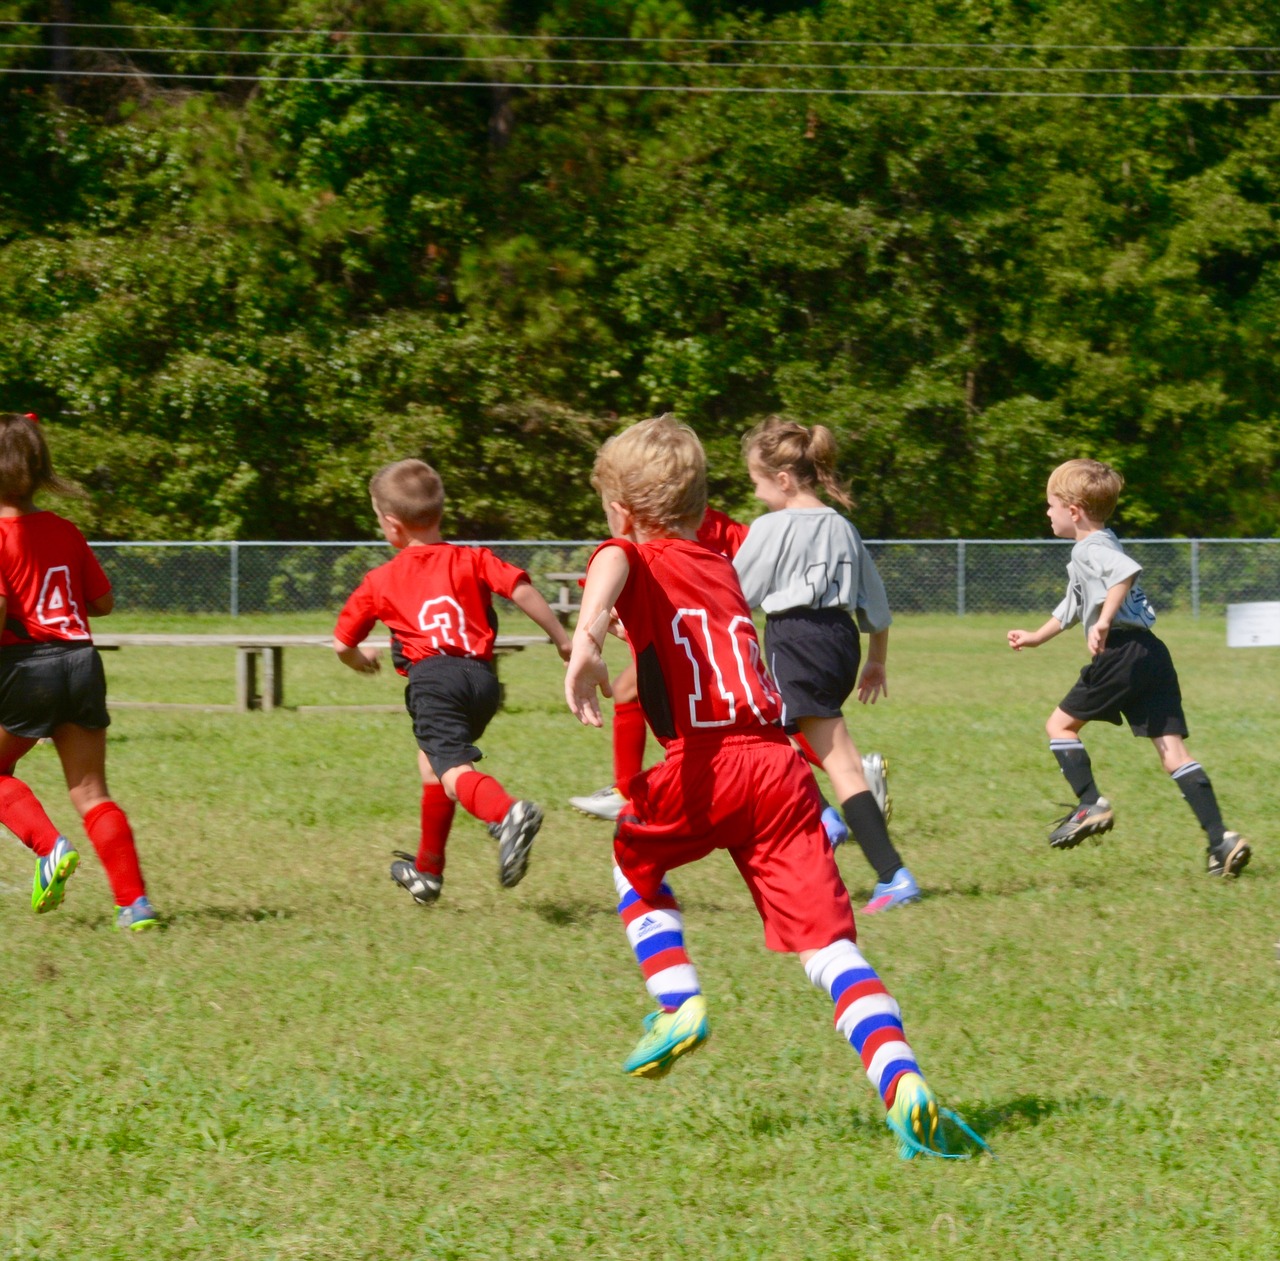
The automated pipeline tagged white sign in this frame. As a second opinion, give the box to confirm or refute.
[1227,602,1280,648]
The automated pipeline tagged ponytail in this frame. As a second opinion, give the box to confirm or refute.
[742,415,852,509]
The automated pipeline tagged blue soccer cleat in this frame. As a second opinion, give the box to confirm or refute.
[862,866,921,914]
[31,836,79,914]
[623,994,709,1079]
[115,895,159,932]
[886,1071,991,1161]
[821,805,849,847]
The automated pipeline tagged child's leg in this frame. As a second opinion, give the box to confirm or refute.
[53,723,147,908]
[798,716,905,886]
[611,662,646,792]
[1047,709,1101,803]
[0,729,61,856]
[442,761,541,890]
[1151,736,1247,874]
[415,751,456,878]
[801,939,921,1109]
[612,862,707,1078]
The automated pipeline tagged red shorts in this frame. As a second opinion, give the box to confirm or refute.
[613,729,857,954]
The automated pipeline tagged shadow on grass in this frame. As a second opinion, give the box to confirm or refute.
[951,1091,1107,1140]
[165,905,296,926]
[531,897,744,927]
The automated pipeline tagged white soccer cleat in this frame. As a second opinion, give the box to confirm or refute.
[862,752,891,820]
[568,785,627,822]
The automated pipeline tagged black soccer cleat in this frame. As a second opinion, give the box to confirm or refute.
[390,852,443,905]
[1048,797,1114,849]
[488,800,543,889]
[1207,832,1251,878]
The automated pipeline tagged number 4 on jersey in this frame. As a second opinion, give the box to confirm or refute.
[36,565,89,638]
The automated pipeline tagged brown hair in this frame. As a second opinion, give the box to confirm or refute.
[1047,459,1123,524]
[591,414,707,533]
[741,415,852,509]
[0,413,81,502]
[369,459,445,528]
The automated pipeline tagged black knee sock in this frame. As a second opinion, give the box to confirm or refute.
[1171,762,1226,846]
[841,791,902,885]
[1049,739,1100,804]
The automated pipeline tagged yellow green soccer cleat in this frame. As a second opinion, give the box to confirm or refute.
[623,994,709,1079]
[885,1071,991,1160]
[31,837,79,914]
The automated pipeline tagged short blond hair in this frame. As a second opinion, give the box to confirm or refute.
[369,459,445,528]
[1047,459,1123,523]
[592,415,707,533]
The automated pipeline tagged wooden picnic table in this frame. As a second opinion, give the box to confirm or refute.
[545,572,586,626]
[93,634,548,713]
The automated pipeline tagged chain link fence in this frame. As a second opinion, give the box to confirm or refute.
[91,539,1280,618]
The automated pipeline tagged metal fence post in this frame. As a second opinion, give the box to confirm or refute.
[230,541,239,617]
[1190,539,1199,619]
[957,540,966,616]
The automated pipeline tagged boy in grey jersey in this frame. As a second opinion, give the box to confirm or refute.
[1007,459,1251,876]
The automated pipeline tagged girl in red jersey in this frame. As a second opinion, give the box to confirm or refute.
[0,414,155,929]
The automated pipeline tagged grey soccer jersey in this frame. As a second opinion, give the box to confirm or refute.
[732,506,892,633]
[1052,529,1156,639]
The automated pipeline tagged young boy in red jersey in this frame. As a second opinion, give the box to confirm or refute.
[565,416,978,1160]
[0,413,156,929]
[334,459,572,905]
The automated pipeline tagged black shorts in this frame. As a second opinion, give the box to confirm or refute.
[1059,627,1188,738]
[764,608,860,733]
[0,642,111,739]
[405,654,502,779]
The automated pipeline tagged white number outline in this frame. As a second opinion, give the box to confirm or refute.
[672,608,773,728]
[418,596,473,655]
[35,566,89,639]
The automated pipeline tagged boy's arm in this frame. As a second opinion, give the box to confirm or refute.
[1007,617,1064,651]
[87,592,114,617]
[333,637,381,674]
[857,628,889,703]
[566,547,630,726]
[509,579,572,661]
[1088,575,1135,656]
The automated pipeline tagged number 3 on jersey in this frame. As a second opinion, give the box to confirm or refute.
[672,609,776,727]
[417,596,473,654]
[36,566,89,638]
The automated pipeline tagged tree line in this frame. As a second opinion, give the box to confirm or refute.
[2,0,1279,540]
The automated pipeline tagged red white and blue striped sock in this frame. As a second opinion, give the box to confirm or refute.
[804,939,919,1109]
[613,864,700,1011]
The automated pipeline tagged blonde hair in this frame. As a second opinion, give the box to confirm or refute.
[742,415,852,510]
[1047,459,1123,524]
[0,413,81,502]
[369,459,445,528]
[592,415,707,533]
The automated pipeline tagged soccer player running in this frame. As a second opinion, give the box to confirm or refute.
[0,413,156,929]
[565,415,982,1159]
[334,459,572,905]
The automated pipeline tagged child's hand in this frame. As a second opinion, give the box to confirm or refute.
[356,646,381,674]
[1087,621,1110,656]
[857,661,887,704]
[555,638,573,664]
[565,651,613,726]
[1007,629,1035,651]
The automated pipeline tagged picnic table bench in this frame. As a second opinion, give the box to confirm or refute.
[93,634,548,713]
[545,572,586,626]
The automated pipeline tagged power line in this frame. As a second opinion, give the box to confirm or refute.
[4,66,1279,99]
[6,19,1280,54]
[6,41,1280,76]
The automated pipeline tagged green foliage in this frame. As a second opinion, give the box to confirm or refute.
[2,1,1280,537]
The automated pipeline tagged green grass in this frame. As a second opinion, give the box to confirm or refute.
[2,615,1277,1259]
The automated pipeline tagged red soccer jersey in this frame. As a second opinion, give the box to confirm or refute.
[696,507,749,560]
[591,536,781,742]
[334,543,528,672]
[0,511,111,648]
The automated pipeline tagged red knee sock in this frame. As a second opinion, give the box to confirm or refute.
[453,771,515,825]
[794,732,823,769]
[613,701,648,791]
[417,783,456,877]
[83,801,146,906]
[0,775,61,856]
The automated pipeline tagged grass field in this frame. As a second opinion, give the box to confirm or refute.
[1,614,1276,1260]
